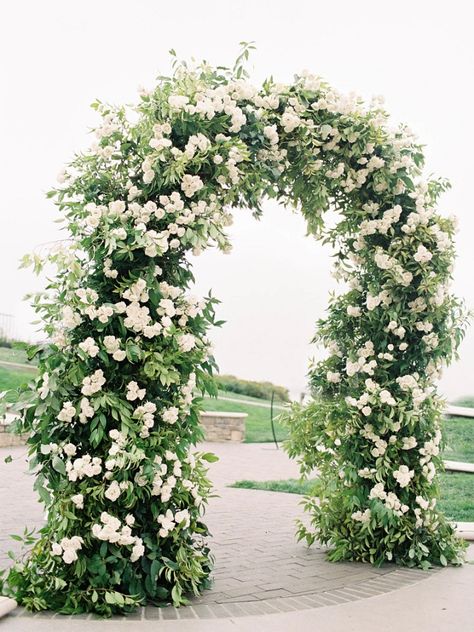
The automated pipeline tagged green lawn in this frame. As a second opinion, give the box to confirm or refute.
[454,396,474,408]
[0,367,36,402]
[442,416,474,463]
[209,389,287,406]
[230,472,474,521]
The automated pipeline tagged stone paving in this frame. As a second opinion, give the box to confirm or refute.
[1,442,439,622]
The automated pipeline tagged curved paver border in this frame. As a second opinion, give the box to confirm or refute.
[8,567,440,621]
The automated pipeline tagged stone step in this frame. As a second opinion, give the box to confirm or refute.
[445,405,474,418]
[444,460,474,474]
[0,597,17,618]
[456,522,474,541]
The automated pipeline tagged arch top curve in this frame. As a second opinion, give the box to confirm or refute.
[4,50,467,615]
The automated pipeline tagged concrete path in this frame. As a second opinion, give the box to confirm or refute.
[1,443,473,631]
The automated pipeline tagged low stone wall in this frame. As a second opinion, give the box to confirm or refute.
[0,411,247,445]
[199,411,247,442]
[0,424,28,448]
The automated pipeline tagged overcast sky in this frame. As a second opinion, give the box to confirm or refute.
[1,0,473,400]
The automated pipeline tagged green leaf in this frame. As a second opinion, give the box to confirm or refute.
[201,452,219,463]
[51,456,66,475]
[9,534,23,541]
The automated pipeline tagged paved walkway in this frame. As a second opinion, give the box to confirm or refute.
[1,443,473,631]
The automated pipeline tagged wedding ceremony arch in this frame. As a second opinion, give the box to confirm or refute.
[1,47,468,616]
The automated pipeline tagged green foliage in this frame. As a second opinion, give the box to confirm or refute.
[215,374,290,402]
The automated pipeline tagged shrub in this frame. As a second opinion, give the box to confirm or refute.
[216,374,289,402]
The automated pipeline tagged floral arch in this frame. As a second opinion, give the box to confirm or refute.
[1,48,468,616]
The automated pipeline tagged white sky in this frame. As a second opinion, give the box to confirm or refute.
[1,0,473,400]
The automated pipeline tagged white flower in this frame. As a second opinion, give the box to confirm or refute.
[396,374,418,391]
[130,538,145,562]
[62,549,78,564]
[111,227,127,240]
[379,390,396,406]
[162,407,179,424]
[401,437,417,450]
[347,305,361,317]
[175,509,190,526]
[67,454,102,481]
[374,251,393,270]
[79,397,95,423]
[81,369,106,396]
[369,482,387,500]
[366,294,381,311]
[63,443,77,457]
[177,333,196,352]
[367,156,384,171]
[38,373,50,399]
[326,371,341,383]
[103,335,127,361]
[168,95,189,110]
[159,298,176,317]
[263,124,279,145]
[126,381,146,401]
[105,480,121,502]
[51,543,62,556]
[416,495,430,510]
[79,337,99,358]
[414,244,433,264]
[71,494,84,509]
[281,109,301,133]
[181,174,204,198]
[393,465,414,488]
[62,306,82,329]
[351,509,371,523]
[58,401,75,423]
[157,509,175,536]
[96,305,114,324]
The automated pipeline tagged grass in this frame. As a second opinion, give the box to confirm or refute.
[0,367,36,402]
[210,389,287,406]
[230,472,474,521]
[443,417,474,463]
[438,472,474,521]
[454,396,474,408]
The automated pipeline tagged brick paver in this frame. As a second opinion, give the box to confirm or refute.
[0,442,437,620]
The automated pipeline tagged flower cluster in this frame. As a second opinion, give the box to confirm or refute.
[51,536,84,564]
[91,512,144,562]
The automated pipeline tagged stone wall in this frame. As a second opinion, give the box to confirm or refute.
[0,411,247,445]
[0,423,28,448]
[199,411,247,442]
